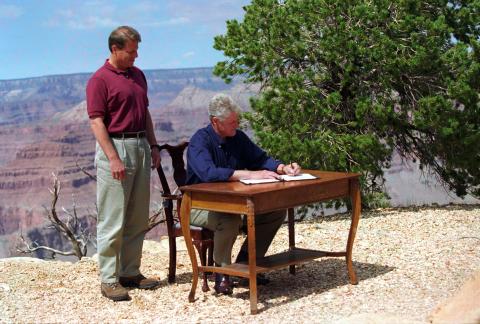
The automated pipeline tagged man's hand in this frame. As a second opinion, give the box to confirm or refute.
[90,117,126,181]
[110,157,126,180]
[151,147,162,169]
[145,110,161,170]
[283,162,301,176]
[249,170,281,179]
[230,169,281,181]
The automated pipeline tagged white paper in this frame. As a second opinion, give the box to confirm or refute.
[240,173,317,185]
[239,178,281,185]
[280,173,317,181]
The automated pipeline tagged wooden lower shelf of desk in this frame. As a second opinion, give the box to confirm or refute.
[199,248,346,277]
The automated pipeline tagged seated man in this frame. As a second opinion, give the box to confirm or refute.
[186,93,301,295]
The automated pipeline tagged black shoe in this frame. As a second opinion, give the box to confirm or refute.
[214,273,234,295]
[234,273,270,287]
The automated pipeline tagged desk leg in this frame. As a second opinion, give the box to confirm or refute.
[346,178,361,285]
[246,199,258,315]
[180,192,199,302]
[288,208,295,275]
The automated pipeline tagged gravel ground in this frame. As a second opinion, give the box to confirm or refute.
[0,205,479,323]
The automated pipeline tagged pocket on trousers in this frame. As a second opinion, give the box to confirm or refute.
[96,159,125,188]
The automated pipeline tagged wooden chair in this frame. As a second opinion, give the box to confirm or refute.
[156,142,214,292]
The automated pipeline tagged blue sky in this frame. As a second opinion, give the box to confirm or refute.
[0,0,250,80]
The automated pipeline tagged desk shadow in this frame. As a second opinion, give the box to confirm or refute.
[231,258,394,313]
[164,259,394,314]
[166,271,211,286]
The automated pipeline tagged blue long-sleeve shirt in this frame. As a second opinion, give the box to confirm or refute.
[186,124,282,185]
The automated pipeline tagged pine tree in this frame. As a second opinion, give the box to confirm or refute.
[213,0,480,206]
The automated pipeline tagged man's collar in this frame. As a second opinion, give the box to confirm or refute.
[103,59,130,75]
[207,124,226,144]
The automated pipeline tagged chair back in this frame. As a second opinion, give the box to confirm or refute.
[156,142,189,234]
[157,142,188,195]
[156,141,213,288]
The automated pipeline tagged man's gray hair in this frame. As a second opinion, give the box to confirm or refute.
[108,26,141,52]
[208,94,242,121]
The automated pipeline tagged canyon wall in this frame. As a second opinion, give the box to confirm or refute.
[0,68,477,258]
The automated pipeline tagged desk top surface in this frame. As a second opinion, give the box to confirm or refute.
[180,170,360,197]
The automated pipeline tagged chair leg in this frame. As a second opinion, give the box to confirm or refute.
[168,236,177,283]
[207,241,214,267]
[193,240,210,292]
[206,241,214,281]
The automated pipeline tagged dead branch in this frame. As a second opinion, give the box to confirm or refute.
[18,162,168,260]
[146,202,166,233]
[76,160,164,231]
[17,173,91,260]
[76,160,97,182]
[17,232,77,259]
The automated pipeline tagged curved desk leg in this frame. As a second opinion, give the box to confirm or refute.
[246,199,258,315]
[346,178,361,284]
[180,192,199,302]
[288,208,296,275]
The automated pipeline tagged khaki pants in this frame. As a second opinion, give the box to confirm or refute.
[190,209,285,266]
[95,137,151,283]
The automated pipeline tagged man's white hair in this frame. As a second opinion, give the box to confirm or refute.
[208,93,242,121]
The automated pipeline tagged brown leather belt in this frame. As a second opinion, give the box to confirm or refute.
[109,131,146,139]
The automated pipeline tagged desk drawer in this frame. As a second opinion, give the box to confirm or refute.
[254,179,350,213]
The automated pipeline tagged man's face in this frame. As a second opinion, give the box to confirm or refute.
[112,40,138,70]
[213,111,239,138]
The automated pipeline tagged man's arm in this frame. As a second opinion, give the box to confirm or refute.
[187,128,301,183]
[229,163,301,180]
[229,169,280,181]
[145,109,161,169]
[187,131,235,183]
[90,117,125,180]
[236,131,301,177]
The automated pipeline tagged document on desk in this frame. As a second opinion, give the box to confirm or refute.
[240,173,317,185]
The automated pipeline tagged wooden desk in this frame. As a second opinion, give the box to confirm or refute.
[179,170,361,314]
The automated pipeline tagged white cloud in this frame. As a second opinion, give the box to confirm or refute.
[46,2,151,29]
[146,16,190,27]
[43,0,247,32]
[162,17,190,26]
[45,4,118,29]
[182,51,195,58]
[68,16,119,30]
[0,4,23,19]
[165,0,248,33]
[44,1,193,30]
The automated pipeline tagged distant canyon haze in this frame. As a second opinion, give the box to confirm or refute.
[0,68,477,258]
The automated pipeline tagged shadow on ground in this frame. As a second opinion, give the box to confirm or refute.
[165,258,394,313]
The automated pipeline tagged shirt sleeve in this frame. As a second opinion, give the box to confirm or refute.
[187,131,235,182]
[139,69,149,108]
[237,131,282,172]
[86,77,107,119]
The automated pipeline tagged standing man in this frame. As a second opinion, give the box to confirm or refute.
[187,93,301,295]
[86,26,161,301]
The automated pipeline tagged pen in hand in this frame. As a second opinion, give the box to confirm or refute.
[285,161,301,176]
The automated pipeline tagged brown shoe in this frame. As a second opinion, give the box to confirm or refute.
[119,274,159,289]
[101,282,129,301]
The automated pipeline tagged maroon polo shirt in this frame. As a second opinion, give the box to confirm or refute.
[86,60,149,133]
